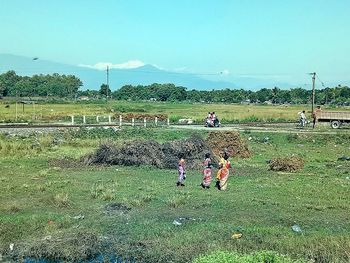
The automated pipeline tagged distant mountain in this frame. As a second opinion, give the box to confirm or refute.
[0,54,238,90]
[3,54,321,90]
[228,77,296,90]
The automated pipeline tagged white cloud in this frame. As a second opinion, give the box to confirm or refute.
[78,60,145,70]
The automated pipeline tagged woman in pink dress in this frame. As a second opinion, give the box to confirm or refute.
[201,153,212,189]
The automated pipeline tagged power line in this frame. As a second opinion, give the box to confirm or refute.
[316,74,326,88]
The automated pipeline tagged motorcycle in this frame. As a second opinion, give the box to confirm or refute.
[205,116,221,127]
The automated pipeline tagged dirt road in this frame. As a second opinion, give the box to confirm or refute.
[171,123,350,135]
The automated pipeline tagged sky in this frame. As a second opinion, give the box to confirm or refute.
[1,0,350,86]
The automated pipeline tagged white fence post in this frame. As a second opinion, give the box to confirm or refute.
[155,117,158,126]
[71,115,74,125]
[132,118,135,127]
[119,115,122,127]
[144,117,147,127]
[167,118,170,126]
[108,115,112,124]
[83,115,86,124]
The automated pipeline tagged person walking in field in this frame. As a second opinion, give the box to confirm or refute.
[215,151,231,191]
[201,153,212,189]
[176,154,186,187]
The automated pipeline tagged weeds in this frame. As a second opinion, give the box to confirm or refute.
[53,193,70,207]
[167,191,192,208]
[90,181,117,201]
[127,194,155,207]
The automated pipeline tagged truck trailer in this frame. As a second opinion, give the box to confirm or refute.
[316,111,350,128]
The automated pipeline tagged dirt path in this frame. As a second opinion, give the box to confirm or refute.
[171,124,350,135]
[0,123,348,136]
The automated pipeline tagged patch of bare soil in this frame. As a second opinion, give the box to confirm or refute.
[48,157,83,169]
[14,231,102,262]
[104,203,131,215]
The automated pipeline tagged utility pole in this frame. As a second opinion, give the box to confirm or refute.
[106,65,109,102]
[310,72,316,113]
[15,90,18,122]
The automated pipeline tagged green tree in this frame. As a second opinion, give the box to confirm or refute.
[99,84,111,97]
[0,70,21,96]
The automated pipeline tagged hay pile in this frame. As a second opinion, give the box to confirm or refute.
[206,131,251,158]
[162,134,216,169]
[85,140,165,168]
[117,113,168,121]
[269,156,304,172]
[85,132,250,169]
[85,134,216,169]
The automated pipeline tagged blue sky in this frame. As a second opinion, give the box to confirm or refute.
[1,0,349,86]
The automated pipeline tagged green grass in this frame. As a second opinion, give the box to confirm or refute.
[2,100,349,124]
[0,129,349,262]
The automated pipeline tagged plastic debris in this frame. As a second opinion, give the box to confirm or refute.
[338,156,350,161]
[72,214,85,220]
[231,233,243,239]
[292,224,302,233]
[172,220,182,226]
[173,217,200,226]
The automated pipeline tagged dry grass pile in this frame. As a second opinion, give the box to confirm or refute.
[206,131,251,158]
[85,140,165,168]
[269,156,304,172]
[118,113,168,121]
[86,134,216,169]
[162,134,216,169]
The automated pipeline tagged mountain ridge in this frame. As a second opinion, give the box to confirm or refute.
[0,54,240,90]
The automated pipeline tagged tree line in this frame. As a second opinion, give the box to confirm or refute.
[109,83,350,105]
[0,70,82,98]
[1,70,349,105]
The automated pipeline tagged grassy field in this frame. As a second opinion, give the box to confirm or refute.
[1,100,349,124]
[0,127,349,262]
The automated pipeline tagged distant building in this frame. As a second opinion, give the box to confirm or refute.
[263,100,273,105]
[79,96,90,101]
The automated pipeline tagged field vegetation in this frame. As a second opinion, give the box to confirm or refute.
[0,127,349,262]
[1,100,349,124]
